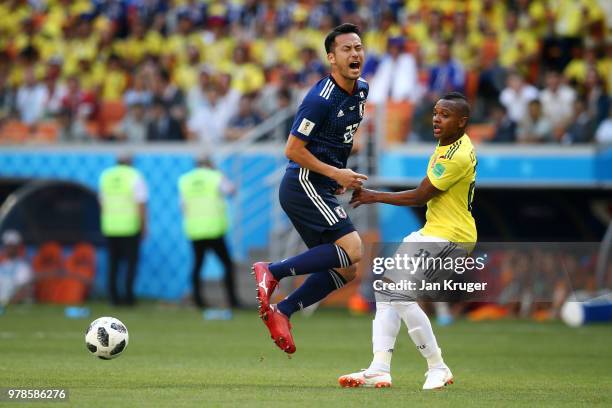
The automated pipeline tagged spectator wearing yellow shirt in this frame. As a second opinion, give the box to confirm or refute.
[114,19,154,66]
[93,24,117,65]
[8,17,37,59]
[8,46,45,88]
[66,16,99,67]
[550,0,604,39]
[515,0,548,37]
[363,11,402,58]
[497,11,538,71]
[564,47,607,87]
[201,20,235,72]
[0,1,32,39]
[602,43,612,92]
[251,24,298,70]
[165,13,204,63]
[450,11,483,70]
[73,57,104,94]
[174,45,202,92]
[468,0,506,35]
[415,10,448,67]
[227,44,265,95]
[286,11,323,61]
[101,55,128,102]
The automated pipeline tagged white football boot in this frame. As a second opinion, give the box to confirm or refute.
[338,369,392,388]
[422,366,454,390]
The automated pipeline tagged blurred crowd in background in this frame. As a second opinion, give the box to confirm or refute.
[0,0,611,144]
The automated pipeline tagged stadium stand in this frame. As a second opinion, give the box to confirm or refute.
[0,0,608,144]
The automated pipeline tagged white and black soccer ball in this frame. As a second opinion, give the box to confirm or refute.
[85,317,129,360]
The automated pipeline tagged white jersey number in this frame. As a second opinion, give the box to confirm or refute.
[343,123,359,144]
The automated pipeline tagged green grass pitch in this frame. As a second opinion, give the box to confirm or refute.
[1,303,611,407]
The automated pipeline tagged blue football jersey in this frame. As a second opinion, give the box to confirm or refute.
[288,75,369,185]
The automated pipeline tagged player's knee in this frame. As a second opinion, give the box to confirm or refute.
[338,245,362,265]
[335,232,363,265]
[344,247,362,265]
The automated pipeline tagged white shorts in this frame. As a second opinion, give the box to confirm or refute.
[402,231,449,244]
[374,231,468,302]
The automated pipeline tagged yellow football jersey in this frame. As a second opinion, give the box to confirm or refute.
[420,134,477,245]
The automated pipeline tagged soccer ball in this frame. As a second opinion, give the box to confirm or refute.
[85,317,129,360]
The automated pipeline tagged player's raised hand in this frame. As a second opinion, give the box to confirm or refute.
[333,168,368,190]
[350,188,378,208]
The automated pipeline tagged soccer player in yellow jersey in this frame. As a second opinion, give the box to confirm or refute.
[339,92,476,390]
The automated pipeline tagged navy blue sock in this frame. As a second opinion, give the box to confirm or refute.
[269,243,351,280]
[277,270,346,318]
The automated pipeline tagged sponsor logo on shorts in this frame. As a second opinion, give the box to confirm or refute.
[334,206,347,219]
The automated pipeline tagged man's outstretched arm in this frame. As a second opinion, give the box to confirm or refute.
[349,176,441,208]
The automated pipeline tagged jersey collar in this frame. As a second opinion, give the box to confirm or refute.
[329,74,357,95]
[437,133,467,149]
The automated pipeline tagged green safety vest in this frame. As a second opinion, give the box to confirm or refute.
[178,168,228,240]
[99,165,142,237]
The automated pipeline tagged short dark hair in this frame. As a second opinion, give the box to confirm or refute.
[324,23,361,54]
[528,99,542,107]
[440,92,470,118]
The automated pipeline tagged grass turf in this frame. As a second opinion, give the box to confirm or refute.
[0,303,611,407]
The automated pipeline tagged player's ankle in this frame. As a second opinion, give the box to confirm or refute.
[425,348,445,369]
[368,360,391,374]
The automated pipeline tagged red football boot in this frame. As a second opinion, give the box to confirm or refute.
[251,262,278,315]
[261,305,296,354]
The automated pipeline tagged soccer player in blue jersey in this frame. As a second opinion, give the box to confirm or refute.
[253,23,369,354]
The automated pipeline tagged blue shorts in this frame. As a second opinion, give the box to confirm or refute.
[279,168,355,249]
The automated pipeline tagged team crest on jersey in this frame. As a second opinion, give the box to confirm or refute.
[334,206,347,219]
[359,101,365,118]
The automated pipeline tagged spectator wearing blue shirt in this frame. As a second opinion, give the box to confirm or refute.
[414,41,466,141]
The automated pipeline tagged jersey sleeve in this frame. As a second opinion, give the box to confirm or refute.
[290,93,329,142]
[427,156,468,191]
